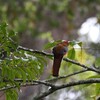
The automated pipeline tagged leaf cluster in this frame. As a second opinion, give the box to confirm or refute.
[0,22,46,100]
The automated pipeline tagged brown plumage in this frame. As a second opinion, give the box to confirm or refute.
[52,40,69,77]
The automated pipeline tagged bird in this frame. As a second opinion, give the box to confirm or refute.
[52,40,69,77]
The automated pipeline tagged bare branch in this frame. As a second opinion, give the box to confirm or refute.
[0,86,17,92]
[3,79,55,87]
[18,46,52,57]
[46,69,89,82]
[0,83,38,92]
[63,58,100,74]
[33,78,100,100]
[0,80,54,92]
[1,78,100,100]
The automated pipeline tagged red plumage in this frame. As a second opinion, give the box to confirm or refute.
[52,40,69,77]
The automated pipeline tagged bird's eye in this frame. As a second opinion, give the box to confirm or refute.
[63,49,66,52]
[62,49,67,55]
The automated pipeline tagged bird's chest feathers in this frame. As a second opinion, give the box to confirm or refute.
[53,45,68,56]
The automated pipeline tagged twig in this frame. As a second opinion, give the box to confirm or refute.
[3,79,55,87]
[0,86,17,92]
[46,69,89,82]
[63,58,100,74]
[18,46,52,57]
[33,78,100,100]
[0,81,54,92]
[15,79,55,87]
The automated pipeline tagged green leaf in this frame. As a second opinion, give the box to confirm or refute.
[95,84,100,95]
[26,68,35,80]
[6,90,18,100]
[79,84,92,90]
[0,22,8,35]
[40,0,48,5]
[78,42,83,47]
[44,40,62,49]
[69,41,82,47]
[69,40,77,46]
[2,65,8,78]
[8,30,16,37]
[17,67,27,82]
[95,57,100,66]
[87,75,100,79]
[6,93,12,100]
[67,48,75,66]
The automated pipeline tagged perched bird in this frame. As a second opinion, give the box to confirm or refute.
[52,40,69,77]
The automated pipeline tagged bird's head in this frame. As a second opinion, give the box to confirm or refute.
[61,40,69,46]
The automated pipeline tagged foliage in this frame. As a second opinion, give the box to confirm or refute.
[0,0,100,99]
[0,22,46,100]
[0,0,100,38]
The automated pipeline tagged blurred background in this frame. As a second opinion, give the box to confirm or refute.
[0,0,100,100]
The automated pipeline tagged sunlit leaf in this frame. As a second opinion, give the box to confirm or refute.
[6,90,18,100]
[17,67,27,83]
[8,30,16,37]
[69,40,77,46]
[44,40,62,49]
[95,84,100,95]
[87,75,100,79]
[78,42,83,47]
[67,48,75,66]
[95,57,100,66]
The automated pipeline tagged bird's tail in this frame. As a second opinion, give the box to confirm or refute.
[52,56,63,77]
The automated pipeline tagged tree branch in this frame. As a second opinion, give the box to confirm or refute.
[0,80,55,92]
[63,58,100,74]
[18,46,52,57]
[3,79,55,87]
[1,78,100,100]
[46,69,89,82]
[15,79,55,87]
[0,69,89,92]
[33,78,100,100]
[18,46,100,74]
[3,69,89,86]
[0,86,17,92]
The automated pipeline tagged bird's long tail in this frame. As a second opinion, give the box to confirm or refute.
[52,56,63,77]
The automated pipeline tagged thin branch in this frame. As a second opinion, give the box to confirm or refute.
[34,87,56,100]
[0,81,48,92]
[18,46,100,74]
[3,69,89,84]
[46,69,89,82]
[18,46,52,57]
[15,79,55,87]
[57,78,100,89]
[33,78,100,100]
[63,58,100,74]
[0,83,37,92]
[0,86,17,92]
[3,79,55,87]
[0,81,53,92]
